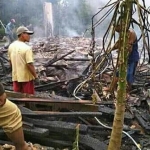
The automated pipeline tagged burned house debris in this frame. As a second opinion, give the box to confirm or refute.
[0,0,150,150]
[0,35,149,150]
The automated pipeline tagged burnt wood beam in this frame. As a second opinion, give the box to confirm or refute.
[134,112,150,134]
[44,50,75,67]
[23,117,88,134]
[22,111,102,117]
[34,80,66,91]
[63,58,90,61]
[34,77,83,91]
[8,97,100,104]
[99,106,134,120]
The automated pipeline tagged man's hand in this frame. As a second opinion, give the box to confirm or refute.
[34,78,40,85]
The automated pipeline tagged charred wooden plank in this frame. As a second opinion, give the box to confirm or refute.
[23,117,88,134]
[34,103,99,112]
[25,135,72,149]
[9,97,100,104]
[0,126,49,138]
[79,134,107,150]
[134,112,150,134]
[99,106,133,120]
[12,97,99,112]
[35,77,83,91]
[23,127,49,137]
[44,50,75,67]
[18,105,36,114]
[35,80,66,91]
[6,90,114,105]
[25,134,107,150]
[22,111,102,117]
[48,64,68,68]
[63,58,90,61]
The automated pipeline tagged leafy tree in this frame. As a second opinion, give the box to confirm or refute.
[0,0,97,37]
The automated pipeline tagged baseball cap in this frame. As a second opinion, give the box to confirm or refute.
[16,26,34,36]
[11,19,16,23]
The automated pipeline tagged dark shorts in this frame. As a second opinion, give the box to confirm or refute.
[116,61,138,84]
[13,80,34,94]
[127,62,138,84]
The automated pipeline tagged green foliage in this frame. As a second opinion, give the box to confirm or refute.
[72,124,80,150]
[0,0,95,36]
[0,0,44,27]
[0,28,5,37]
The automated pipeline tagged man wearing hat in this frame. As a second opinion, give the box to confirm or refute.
[4,19,16,48]
[0,83,37,149]
[8,26,39,94]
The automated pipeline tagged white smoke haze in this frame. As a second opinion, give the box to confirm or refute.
[33,26,45,37]
[57,0,150,37]
[56,0,115,37]
[1,0,150,38]
[65,28,79,37]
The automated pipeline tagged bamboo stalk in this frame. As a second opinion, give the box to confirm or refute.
[107,0,132,149]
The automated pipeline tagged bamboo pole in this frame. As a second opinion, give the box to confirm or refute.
[107,0,133,150]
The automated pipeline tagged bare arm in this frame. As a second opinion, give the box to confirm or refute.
[112,40,119,50]
[25,49,38,79]
[26,63,37,79]
[0,83,6,106]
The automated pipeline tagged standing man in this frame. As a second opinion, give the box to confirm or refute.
[103,23,139,93]
[0,82,36,150]
[8,26,39,94]
[5,19,16,48]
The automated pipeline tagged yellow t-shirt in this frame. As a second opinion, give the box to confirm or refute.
[8,40,35,82]
[0,99,22,133]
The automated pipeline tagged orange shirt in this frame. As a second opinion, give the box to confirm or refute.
[8,40,35,82]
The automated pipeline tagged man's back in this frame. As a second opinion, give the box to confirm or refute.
[5,22,14,34]
[8,41,35,82]
[128,29,139,63]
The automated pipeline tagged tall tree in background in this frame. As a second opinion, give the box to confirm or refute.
[0,0,44,26]
[0,0,94,36]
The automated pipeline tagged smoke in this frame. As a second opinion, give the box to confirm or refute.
[2,0,149,38]
[0,0,45,38]
[64,28,79,37]
[56,0,150,37]
[33,26,45,37]
[55,0,87,37]
[55,0,115,37]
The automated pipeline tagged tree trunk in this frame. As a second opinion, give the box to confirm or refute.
[107,0,133,150]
